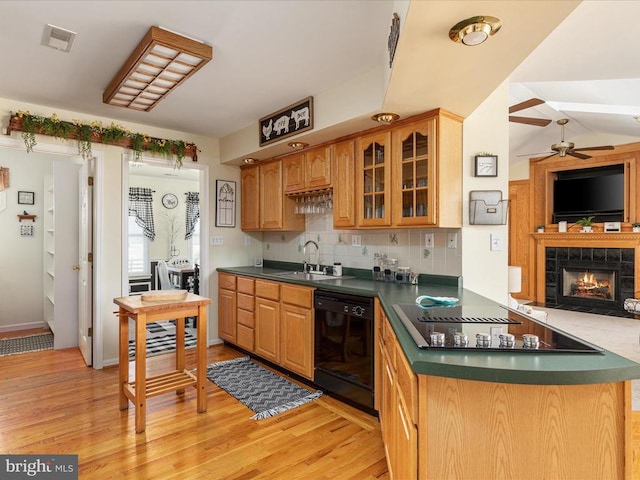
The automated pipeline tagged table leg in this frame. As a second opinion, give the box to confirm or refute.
[196,304,208,413]
[118,308,129,411]
[135,313,147,433]
[176,316,186,395]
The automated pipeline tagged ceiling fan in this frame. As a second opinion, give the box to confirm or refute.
[532,118,615,161]
[509,98,552,127]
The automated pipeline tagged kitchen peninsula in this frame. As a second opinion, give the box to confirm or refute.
[217,264,640,479]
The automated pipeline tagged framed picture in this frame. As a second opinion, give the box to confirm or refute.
[259,96,313,147]
[474,155,498,177]
[18,190,34,205]
[215,180,236,228]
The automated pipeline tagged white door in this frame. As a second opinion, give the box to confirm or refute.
[78,159,93,366]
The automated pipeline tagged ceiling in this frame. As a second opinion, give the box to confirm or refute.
[0,1,638,165]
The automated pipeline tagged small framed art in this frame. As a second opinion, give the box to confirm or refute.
[215,180,236,227]
[474,155,498,177]
[18,191,35,205]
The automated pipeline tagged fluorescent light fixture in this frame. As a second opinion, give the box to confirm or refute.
[103,26,213,112]
[41,24,77,53]
[546,101,640,116]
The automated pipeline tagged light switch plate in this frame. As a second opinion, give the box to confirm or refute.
[490,233,503,251]
[352,235,362,247]
[447,233,457,249]
[425,233,434,248]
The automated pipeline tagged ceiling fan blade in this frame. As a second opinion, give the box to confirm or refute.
[509,98,545,114]
[531,152,558,162]
[567,151,591,160]
[509,115,552,127]
[517,151,553,157]
[573,145,615,152]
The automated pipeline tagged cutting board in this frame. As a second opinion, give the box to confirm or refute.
[141,290,188,302]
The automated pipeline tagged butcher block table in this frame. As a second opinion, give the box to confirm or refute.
[114,291,211,433]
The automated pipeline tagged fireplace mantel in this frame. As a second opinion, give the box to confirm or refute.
[533,232,640,304]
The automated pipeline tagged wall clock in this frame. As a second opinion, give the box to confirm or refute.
[474,155,498,177]
[162,193,178,209]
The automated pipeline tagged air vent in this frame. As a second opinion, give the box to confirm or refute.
[41,24,77,53]
[419,316,521,324]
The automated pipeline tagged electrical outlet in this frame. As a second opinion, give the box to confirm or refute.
[352,235,362,247]
[425,233,434,248]
[490,233,503,251]
[244,235,251,246]
[447,233,457,249]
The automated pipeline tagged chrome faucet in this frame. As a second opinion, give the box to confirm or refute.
[303,240,320,272]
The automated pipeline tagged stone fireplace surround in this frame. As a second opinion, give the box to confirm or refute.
[534,233,640,317]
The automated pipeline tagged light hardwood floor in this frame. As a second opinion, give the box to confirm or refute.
[0,344,388,480]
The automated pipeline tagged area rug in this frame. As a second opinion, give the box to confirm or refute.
[206,356,322,420]
[128,330,197,359]
[0,332,53,356]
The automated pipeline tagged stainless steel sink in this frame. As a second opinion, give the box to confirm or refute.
[270,271,349,281]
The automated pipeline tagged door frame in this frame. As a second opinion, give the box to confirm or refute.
[0,134,104,368]
[121,154,210,306]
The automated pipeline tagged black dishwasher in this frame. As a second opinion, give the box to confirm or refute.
[314,290,375,412]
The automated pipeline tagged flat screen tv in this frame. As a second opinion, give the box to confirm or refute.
[553,165,624,223]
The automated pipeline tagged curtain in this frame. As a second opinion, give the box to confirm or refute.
[185,191,199,240]
[128,187,155,240]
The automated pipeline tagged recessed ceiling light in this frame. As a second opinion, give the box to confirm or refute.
[243,158,257,164]
[371,113,399,124]
[449,16,501,46]
[287,142,308,150]
[41,24,77,53]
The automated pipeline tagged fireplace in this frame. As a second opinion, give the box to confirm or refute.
[545,247,634,314]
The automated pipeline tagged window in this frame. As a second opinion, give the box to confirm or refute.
[128,215,149,274]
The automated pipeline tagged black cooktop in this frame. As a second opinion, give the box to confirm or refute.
[392,303,604,354]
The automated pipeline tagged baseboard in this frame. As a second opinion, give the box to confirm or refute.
[0,321,48,333]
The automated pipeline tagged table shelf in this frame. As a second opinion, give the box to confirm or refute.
[124,370,197,400]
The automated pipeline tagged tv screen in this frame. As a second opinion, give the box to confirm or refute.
[553,165,624,223]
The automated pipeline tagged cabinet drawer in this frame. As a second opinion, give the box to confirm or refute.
[383,319,396,369]
[281,284,314,308]
[237,324,254,351]
[255,279,280,300]
[218,272,236,291]
[237,292,254,312]
[237,307,254,328]
[237,276,255,295]
[395,341,417,425]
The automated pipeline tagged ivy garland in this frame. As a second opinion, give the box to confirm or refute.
[14,110,192,167]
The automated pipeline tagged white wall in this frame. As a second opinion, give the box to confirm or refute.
[461,81,510,304]
[0,149,52,331]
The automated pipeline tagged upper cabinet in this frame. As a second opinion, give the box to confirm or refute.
[283,146,332,194]
[357,131,392,227]
[241,160,305,232]
[333,139,356,228]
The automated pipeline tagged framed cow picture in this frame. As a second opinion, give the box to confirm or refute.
[259,96,314,146]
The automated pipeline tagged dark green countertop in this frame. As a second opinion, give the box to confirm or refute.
[217,265,640,386]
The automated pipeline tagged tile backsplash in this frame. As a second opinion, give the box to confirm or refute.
[262,214,462,276]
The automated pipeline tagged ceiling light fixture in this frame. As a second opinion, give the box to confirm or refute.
[41,24,77,53]
[103,26,213,112]
[449,16,501,46]
[371,113,400,124]
[243,158,257,164]
[288,142,308,150]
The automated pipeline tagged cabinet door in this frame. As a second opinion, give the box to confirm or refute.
[241,166,260,231]
[305,146,332,189]
[333,139,356,228]
[260,161,283,230]
[394,389,418,480]
[218,287,237,343]
[357,132,391,227]
[392,119,436,226]
[255,297,280,363]
[281,303,313,379]
[283,154,305,193]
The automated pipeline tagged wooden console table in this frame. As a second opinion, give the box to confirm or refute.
[114,292,211,433]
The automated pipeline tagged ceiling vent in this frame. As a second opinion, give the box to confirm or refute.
[41,24,77,53]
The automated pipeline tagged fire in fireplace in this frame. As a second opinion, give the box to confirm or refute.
[562,268,615,301]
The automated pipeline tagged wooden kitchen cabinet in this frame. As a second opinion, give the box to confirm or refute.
[240,165,260,231]
[333,139,356,228]
[236,276,255,351]
[391,110,462,227]
[280,284,314,379]
[283,146,332,193]
[254,279,281,363]
[357,131,392,227]
[217,273,237,343]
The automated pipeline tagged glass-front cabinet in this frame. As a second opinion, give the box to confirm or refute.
[392,119,436,226]
[357,131,391,227]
